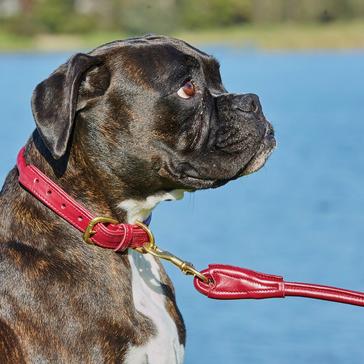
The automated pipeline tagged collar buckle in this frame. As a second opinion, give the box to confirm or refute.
[83,216,118,244]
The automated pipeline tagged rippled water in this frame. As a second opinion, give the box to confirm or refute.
[1,47,364,363]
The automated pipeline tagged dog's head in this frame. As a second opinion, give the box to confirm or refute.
[32,35,275,195]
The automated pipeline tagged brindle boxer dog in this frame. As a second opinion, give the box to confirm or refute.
[0,35,275,363]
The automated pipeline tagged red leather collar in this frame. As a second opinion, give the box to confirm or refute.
[17,147,150,252]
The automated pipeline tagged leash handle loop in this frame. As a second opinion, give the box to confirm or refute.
[193,264,364,307]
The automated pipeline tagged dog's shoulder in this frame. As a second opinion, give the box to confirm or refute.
[0,240,48,310]
[0,317,26,363]
[0,240,55,280]
[0,241,35,363]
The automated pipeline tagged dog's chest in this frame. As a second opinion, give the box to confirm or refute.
[120,192,185,363]
[125,250,184,364]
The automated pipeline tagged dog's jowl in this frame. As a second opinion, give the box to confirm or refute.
[0,35,275,363]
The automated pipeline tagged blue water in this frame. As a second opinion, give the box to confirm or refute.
[1,48,364,363]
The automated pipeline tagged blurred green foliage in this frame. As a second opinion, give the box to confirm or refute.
[32,0,97,33]
[178,0,252,29]
[0,0,364,36]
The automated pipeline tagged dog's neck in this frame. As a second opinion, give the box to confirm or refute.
[25,137,184,225]
[119,190,184,223]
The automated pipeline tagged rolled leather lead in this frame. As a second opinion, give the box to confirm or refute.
[194,264,364,306]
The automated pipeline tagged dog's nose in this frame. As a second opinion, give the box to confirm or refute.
[235,93,262,114]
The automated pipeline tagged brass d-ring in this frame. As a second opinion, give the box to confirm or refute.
[83,216,118,244]
[134,221,156,252]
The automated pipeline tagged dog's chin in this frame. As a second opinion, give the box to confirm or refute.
[240,149,273,176]
[240,134,276,176]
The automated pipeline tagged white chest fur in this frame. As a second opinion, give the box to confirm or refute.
[119,190,185,364]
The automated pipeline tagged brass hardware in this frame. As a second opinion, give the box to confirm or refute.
[134,221,156,252]
[134,221,208,283]
[83,216,118,244]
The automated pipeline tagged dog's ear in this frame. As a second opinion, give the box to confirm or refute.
[31,53,103,159]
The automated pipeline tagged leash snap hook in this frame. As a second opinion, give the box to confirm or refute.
[146,245,209,283]
[178,260,209,283]
[134,221,208,283]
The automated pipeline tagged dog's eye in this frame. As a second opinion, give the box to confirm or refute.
[177,81,196,99]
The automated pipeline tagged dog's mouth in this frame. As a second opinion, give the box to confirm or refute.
[157,120,276,190]
[159,161,226,190]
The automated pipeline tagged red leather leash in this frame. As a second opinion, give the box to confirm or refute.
[193,264,364,306]
[17,147,149,251]
[16,147,364,306]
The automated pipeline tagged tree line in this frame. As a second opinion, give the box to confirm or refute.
[1,0,364,35]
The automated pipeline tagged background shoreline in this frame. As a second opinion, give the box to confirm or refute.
[1,21,364,52]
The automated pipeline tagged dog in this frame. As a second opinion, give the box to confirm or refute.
[0,35,275,363]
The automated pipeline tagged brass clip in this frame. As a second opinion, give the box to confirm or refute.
[135,221,208,283]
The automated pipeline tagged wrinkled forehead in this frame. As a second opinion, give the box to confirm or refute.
[91,37,220,89]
